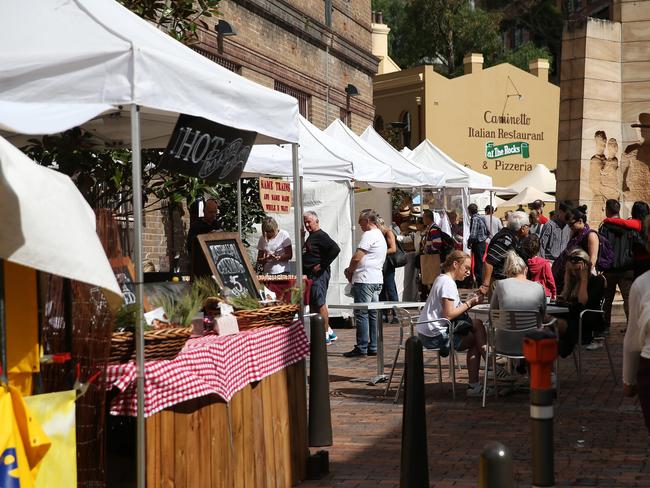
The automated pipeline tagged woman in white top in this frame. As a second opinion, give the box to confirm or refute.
[623,235,650,433]
[417,250,486,396]
[256,217,292,275]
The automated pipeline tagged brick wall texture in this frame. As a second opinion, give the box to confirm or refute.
[143,0,377,270]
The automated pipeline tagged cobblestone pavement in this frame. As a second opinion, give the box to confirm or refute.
[300,304,650,487]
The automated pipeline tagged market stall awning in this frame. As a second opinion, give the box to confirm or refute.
[245,116,391,182]
[0,0,299,146]
[360,127,445,187]
[507,163,556,194]
[325,120,426,188]
[502,186,555,208]
[0,136,122,306]
[408,139,493,189]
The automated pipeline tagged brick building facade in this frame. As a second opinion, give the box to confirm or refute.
[142,0,378,270]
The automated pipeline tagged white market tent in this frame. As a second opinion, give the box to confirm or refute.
[408,139,493,189]
[360,126,445,187]
[0,136,122,305]
[503,186,555,208]
[506,163,556,194]
[325,119,428,188]
[400,146,412,157]
[470,191,506,210]
[0,2,301,485]
[245,116,391,183]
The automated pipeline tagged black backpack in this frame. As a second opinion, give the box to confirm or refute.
[598,222,638,271]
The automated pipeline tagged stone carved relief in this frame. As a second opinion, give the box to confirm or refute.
[587,114,650,220]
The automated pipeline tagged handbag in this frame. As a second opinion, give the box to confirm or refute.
[450,312,473,336]
[388,239,407,268]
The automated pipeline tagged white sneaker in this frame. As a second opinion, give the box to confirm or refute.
[586,340,604,351]
[466,384,484,397]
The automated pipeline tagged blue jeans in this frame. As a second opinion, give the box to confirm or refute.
[380,262,398,320]
[353,283,382,353]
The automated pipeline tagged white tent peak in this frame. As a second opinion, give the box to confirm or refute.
[503,186,555,208]
[507,163,556,194]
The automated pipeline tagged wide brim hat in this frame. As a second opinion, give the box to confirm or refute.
[410,205,422,217]
[632,113,650,128]
[408,224,417,231]
[398,205,411,217]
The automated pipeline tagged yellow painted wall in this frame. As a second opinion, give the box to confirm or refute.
[375,63,560,189]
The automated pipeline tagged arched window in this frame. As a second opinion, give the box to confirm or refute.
[374,115,384,132]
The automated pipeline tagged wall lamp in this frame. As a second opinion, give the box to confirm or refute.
[345,84,359,127]
[215,20,237,52]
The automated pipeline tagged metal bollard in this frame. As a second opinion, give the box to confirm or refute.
[479,442,514,488]
[400,336,429,488]
[523,328,557,488]
[308,314,333,447]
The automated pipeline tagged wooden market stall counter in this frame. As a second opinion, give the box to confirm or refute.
[106,321,310,487]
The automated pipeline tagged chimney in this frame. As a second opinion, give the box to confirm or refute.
[371,11,391,60]
[529,58,550,81]
[463,53,483,75]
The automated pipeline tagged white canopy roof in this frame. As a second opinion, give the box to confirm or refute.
[0,0,299,145]
[400,146,412,157]
[0,136,122,307]
[408,139,493,189]
[245,116,391,182]
[360,126,445,187]
[503,186,555,208]
[507,164,556,194]
[326,120,429,188]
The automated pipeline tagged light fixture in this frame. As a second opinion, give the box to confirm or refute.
[345,84,360,96]
[216,20,237,37]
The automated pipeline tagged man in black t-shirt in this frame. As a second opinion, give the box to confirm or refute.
[303,210,340,342]
[187,198,222,256]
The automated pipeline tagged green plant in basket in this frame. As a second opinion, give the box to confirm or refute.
[192,275,222,300]
[227,292,262,310]
[113,303,138,331]
[151,288,204,327]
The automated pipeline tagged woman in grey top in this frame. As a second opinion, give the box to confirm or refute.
[491,250,547,316]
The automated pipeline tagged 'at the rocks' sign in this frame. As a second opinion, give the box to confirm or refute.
[159,114,256,183]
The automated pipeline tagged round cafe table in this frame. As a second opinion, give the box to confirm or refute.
[469,303,569,319]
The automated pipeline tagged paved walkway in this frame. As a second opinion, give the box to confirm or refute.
[301,304,650,487]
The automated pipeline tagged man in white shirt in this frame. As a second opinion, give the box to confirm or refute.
[343,209,387,357]
[482,205,503,241]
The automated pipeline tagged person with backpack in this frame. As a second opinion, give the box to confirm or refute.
[597,199,639,343]
[551,205,612,292]
[631,201,650,279]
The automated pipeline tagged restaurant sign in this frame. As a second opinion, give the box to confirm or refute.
[159,114,256,183]
[485,141,530,159]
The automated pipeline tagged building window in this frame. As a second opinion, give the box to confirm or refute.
[401,112,412,149]
[340,107,349,125]
[374,115,384,132]
[274,81,310,118]
[192,47,241,73]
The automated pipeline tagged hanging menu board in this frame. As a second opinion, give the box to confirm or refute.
[110,256,137,305]
[196,232,261,299]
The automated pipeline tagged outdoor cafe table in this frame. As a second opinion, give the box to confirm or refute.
[468,303,569,319]
[329,301,425,385]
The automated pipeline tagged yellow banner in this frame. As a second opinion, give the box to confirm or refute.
[259,177,292,214]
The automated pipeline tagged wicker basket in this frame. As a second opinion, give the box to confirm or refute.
[109,326,192,364]
[234,304,299,330]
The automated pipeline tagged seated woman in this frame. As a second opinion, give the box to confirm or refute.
[416,250,486,397]
[491,251,547,363]
[556,248,606,358]
[256,217,293,275]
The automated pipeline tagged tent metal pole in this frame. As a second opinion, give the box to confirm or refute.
[0,259,7,386]
[131,104,146,488]
[237,179,242,236]
[349,182,356,257]
[291,144,304,325]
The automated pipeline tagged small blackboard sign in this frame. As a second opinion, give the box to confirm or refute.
[159,114,256,183]
[110,257,137,305]
[196,232,261,299]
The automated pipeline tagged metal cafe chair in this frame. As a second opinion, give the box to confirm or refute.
[575,299,617,384]
[483,309,542,407]
[384,306,456,402]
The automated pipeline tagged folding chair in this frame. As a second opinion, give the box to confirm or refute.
[575,299,617,384]
[385,306,456,401]
[483,309,542,407]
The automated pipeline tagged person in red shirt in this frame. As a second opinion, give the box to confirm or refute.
[522,234,556,300]
[529,199,549,225]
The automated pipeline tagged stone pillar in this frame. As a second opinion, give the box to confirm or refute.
[463,53,483,75]
[529,58,550,81]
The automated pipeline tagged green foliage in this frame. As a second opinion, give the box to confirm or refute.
[117,0,220,43]
[499,41,553,73]
[227,293,262,310]
[151,286,204,326]
[192,276,222,299]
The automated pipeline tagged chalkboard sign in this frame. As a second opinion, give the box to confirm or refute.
[196,232,261,299]
[110,257,136,305]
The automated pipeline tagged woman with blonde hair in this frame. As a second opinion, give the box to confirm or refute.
[556,248,606,357]
[417,250,486,397]
[256,216,292,274]
[491,251,546,315]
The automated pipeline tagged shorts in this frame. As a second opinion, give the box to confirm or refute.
[418,331,463,358]
[309,268,330,309]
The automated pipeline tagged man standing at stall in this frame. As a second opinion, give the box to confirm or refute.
[343,209,387,357]
[187,198,222,257]
[303,210,341,344]
[467,203,489,286]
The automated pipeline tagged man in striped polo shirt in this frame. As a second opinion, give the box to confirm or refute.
[478,211,531,296]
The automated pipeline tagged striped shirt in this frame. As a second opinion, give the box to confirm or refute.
[469,214,489,244]
[539,218,571,261]
[486,228,520,279]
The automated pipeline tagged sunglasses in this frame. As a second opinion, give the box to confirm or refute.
[569,257,587,264]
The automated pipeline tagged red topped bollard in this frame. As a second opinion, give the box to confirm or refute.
[523,328,558,488]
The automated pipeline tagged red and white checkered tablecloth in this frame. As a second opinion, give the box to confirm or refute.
[105,321,310,417]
